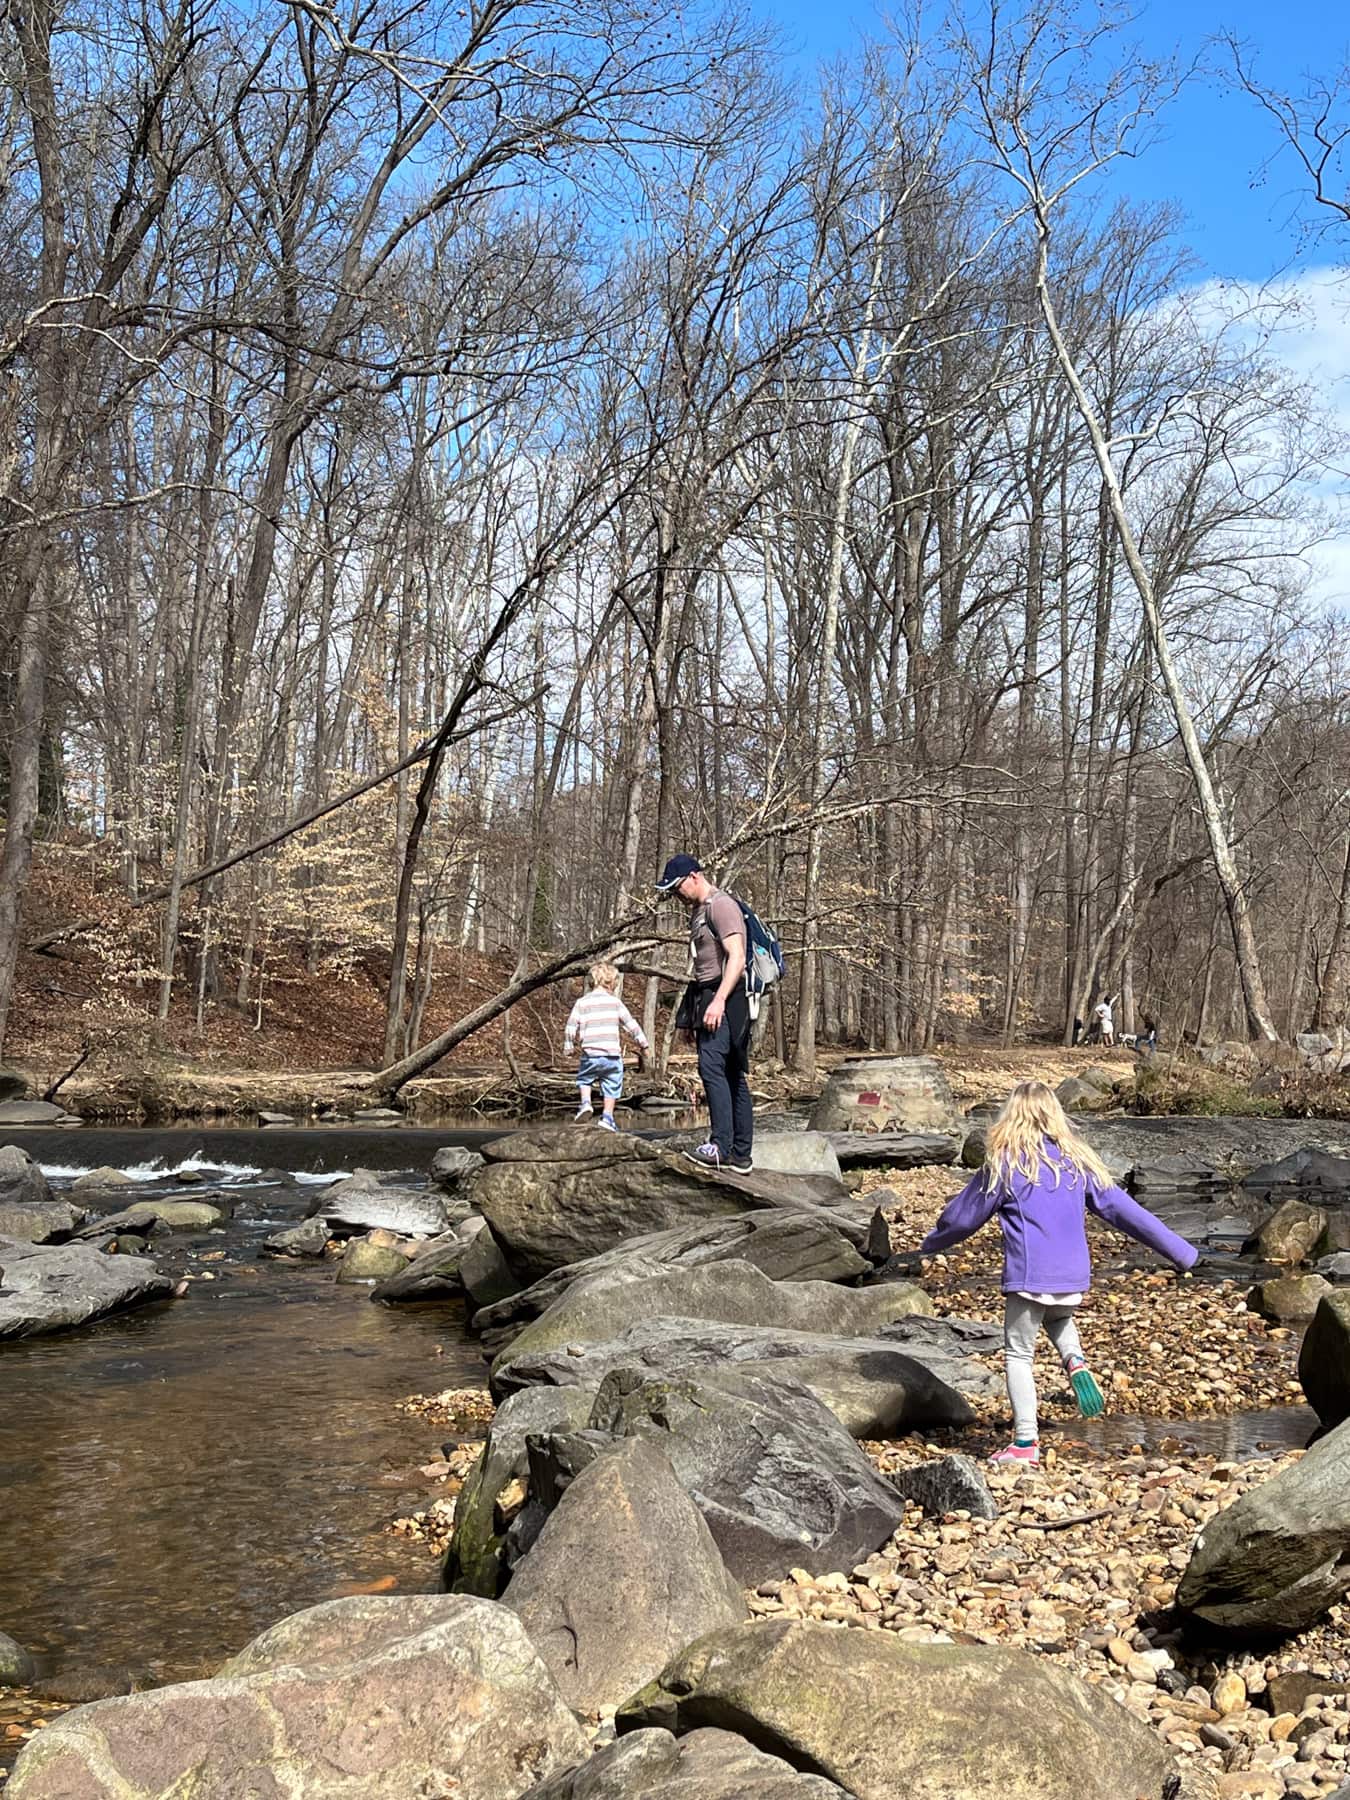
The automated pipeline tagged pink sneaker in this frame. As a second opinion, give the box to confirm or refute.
[989,1441,1040,1466]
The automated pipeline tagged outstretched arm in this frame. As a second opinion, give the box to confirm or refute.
[919,1171,1002,1255]
[618,1001,649,1054]
[1087,1178,1198,1269]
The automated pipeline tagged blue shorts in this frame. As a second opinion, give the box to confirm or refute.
[577,1053,623,1099]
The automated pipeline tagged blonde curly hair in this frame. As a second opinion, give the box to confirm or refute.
[985,1079,1110,1188]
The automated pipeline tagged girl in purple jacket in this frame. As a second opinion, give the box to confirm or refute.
[920,1080,1198,1466]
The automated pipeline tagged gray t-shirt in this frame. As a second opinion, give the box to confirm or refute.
[691,889,745,984]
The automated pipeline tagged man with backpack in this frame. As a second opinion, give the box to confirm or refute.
[656,853,756,1173]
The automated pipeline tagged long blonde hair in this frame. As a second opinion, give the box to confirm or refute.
[985,1080,1109,1189]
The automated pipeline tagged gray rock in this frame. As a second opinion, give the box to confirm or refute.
[1198,1040,1257,1073]
[0,1145,55,1208]
[0,1100,69,1126]
[891,1453,997,1522]
[0,1200,84,1243]
[580,1367,911,1585]
[313,1168,453,1238]
[9,1594,586,1800]
[520,1727,850,1798]
[257,1110,295,1125]
[1299,1291,1350,1431]
[1178,1415,1350,1632]
[807,1055,963,1136]
[373,1219,486,1300]
[1247,1199,1329,1265]
[0,1235,172,1338]
[459,1227,523,1309]
[1264,1670,1350,1714]
[1248,1273,1332,1322]
[505,1438,744,1714]
[0,1628,35,1685]
[616,1618,1174,1800]
[354,1106,404,1123]
[446,1386,599,1596]
[0,1066,28,1102]
[1315,1252,1350,1281]
[491,1316,978,1437]
[492,1260,932,1386]
[431,1144,487,1193]
[473,1210,870,1354]
[120,1199,225,1231]
[69,1166,137,1196]
[261,1217,332,1258]
[336,1238,409,1283]
[472,1124,854,1282]
[822,1131,960,1170]
[749,1132,842,1180]
[1125,1155,1224,1199]
[1055,1076,1114,1113]
[1243,1149,1350,1196]
[1317,1215,1350,1258]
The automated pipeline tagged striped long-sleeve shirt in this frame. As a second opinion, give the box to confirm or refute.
[564,990,649,1059]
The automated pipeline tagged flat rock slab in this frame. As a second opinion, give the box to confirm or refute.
[1072,1117,1350,1184]
[0,1199,83,1243]
[473,1209,870,1353]
[1178,1414,1350,1632]
[492,1260,932,1385]
[505,1437,744,1714]
[491,1316,978,1437]
[8,1593,586,1800]
[582,1368,911,1585]
[471,1124,856,1282]
[617,1618,1175,1800]
[0,1234,172,1339]
[821,1132,959,1169]
[311,1169,453,1238]
[372,1219,486,1300]
[521,1727,850,1798]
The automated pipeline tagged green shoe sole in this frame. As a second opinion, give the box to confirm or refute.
[1069,1367,1105,1418]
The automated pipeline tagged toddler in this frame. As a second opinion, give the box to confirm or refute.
[918,1079,1198,1464]
[562,962,650,1131]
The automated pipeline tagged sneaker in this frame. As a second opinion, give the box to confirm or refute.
[989,1441,1040,1466]
[724,1158,753,1174]
[683,1143,722,1170]
[1064,1355,1105,1418]
[597,1115,617,1132]
[573,1105,593,1121]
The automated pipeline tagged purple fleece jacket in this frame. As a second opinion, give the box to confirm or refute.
[919,1140,1198,1293]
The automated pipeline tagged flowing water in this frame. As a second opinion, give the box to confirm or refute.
[1,1128,489,1695]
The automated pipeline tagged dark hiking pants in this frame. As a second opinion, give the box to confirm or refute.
[693,983,753,1163]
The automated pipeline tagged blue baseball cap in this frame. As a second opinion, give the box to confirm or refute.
[655,853,702,892]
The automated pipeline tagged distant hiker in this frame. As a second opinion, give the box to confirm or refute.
[1135,1013,1159,1057]
[1092,995,1115,1048]
[563,962,649,1132]
[656,853,753,1173]
[912,1079,1198,1466]
[1071,1016,1084,1047]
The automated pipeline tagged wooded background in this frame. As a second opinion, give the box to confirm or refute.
[2,0,1348,1080]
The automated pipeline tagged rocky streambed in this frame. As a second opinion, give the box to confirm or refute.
[6,1109,1350,1798]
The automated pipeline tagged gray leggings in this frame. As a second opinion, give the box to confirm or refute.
[1003,1296,1085,1441]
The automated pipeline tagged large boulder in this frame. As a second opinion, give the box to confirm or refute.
[491,1316,981,1436]
[372,1219,487,1300]
[0,1199,84,1243]
[473,1209,871,1354]
[1300,1292,1350,1431]
[310,1169,455,1238]
[459,1227,523,1309]
[261,1217,332,1258]
[0,1099,78,1125]
[336,1238,408,1283]
[69,1166,137,1197]
[492,1260,932,1385]
[0,1628,35,1685]
[579,1367,910,1584]
[1177,1415,1350,1632]
[1247,1199,1329,1265]
[616,1618,1174,1800]
[1243,1149,1350,1197]
[446,1385,600,1596]
[0,1145,55,1208]
[520,1727,849,1798]
[430,1144,487,1194]
[120,1199,225,1231]
[472,1125,854,1282]
[807,1055,962,1137]
[505,1438,744,1714]
[1248,1273,1332,1322]
[0,1066,28,1102]
[0,1235,172,1338]
[8,1594,586,1800]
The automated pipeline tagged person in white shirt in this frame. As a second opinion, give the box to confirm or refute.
[563,962,649,1130]
[1092,996,1115,1048]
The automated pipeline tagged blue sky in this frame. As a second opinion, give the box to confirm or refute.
[750,0,1346,281]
